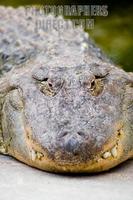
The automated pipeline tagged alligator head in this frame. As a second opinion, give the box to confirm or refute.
[0,54,132,173]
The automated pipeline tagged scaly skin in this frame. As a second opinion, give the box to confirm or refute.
[0,6,133,173]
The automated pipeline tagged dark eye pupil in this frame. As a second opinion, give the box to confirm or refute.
[89,76,104,96]
[91,80,95,87]
[41,78,53,88]
[48,83,53,87]
[43,78,48,81]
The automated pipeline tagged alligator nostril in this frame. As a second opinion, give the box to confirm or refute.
[60,132,69,138]
[77,131,85,137]
[65,137,79,153]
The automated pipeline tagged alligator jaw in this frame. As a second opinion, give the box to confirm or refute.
[3,124,129,173]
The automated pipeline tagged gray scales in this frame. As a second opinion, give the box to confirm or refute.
[0,6,132,173]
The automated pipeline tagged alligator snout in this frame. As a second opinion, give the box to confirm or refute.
[63,136,80,154]
[59,131,86,154]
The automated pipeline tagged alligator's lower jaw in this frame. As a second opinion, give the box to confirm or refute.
[7,149,127,174]
[6,139,129,173]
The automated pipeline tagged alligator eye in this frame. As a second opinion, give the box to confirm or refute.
[89,76,104,96]
[38,79,55,96]
[36,78,63,97]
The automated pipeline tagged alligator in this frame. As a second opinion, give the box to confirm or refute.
[0,6,132,173]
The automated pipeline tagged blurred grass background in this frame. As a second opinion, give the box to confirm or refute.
[0,0,132,72]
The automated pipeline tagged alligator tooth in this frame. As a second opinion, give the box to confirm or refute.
[0,146,6,154]
[102,151,111,159]
[31,149,36,161]
[111,146,117,158]
[36,152,43,160]
[119,129,124,136]
[97,158,103,162]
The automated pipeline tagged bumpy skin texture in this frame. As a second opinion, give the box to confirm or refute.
[0,6,133,173]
